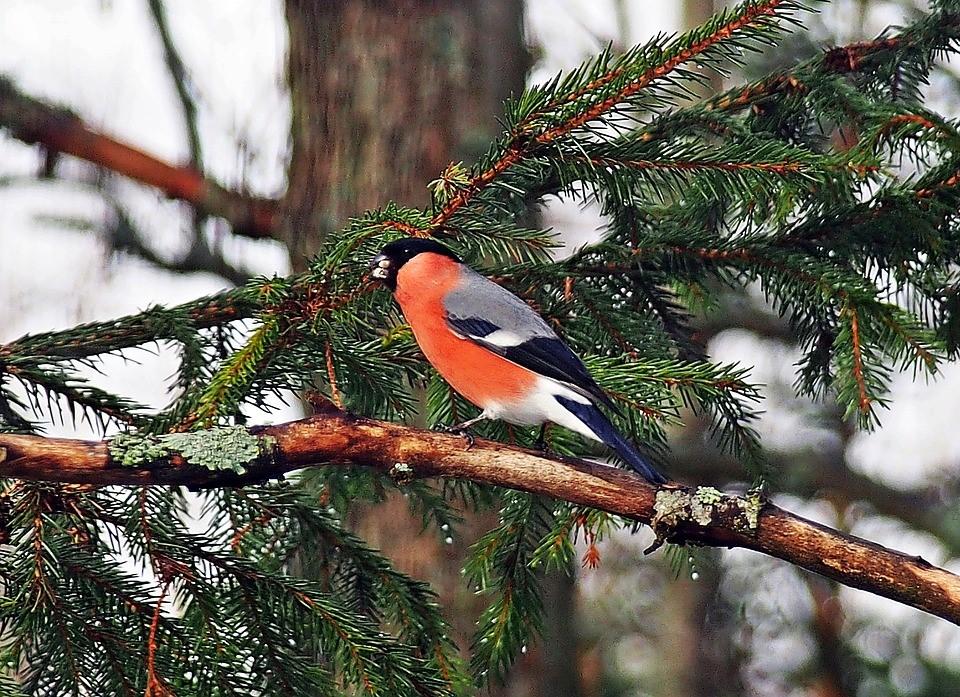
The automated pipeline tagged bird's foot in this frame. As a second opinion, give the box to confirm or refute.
[532,438,552,456]
[432,423,476,450]
[533,424,551,455]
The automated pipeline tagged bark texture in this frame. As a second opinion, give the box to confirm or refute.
[282,0,528,268]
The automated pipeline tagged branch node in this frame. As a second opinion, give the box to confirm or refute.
[305,390,344,415]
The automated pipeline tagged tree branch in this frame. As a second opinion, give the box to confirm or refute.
[430,0,790,228]
[0,289,254,361]
[0,411,958,625]
[0,76,278,239]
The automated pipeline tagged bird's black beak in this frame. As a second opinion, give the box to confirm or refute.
[369,253,392,282]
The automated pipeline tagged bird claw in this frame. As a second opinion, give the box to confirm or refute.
[532,438,552,456]
[533,424,551,454]
[433,423,476,450]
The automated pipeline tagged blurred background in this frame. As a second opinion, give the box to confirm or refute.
[2,1,960,695]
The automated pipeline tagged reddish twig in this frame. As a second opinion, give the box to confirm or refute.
[144,581,172,697]
[324,341,343,409]
[822,38,901,73]
[0,78,277,239]
[916,169,960,199]
[845,303,871,415]
[230,510,274,552]
[585,154,877,178]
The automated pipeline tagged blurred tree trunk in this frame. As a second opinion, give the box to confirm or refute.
[281,0,528,269]
[279,4,587,696]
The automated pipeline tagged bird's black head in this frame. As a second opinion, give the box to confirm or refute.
[369,238,461,291]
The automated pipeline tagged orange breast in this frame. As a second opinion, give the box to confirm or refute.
[394,253,536,409]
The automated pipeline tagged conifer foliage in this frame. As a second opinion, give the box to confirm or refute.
[2,1,960,693]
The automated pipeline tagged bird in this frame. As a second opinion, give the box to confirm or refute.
[369,237,668,485]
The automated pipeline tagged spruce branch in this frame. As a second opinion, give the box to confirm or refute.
[1,414,960,626]
[0,289,255,362]
[430,0,807,229]
[5,4,960,690]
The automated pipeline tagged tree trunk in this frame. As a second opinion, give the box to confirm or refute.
[282,0,528,269]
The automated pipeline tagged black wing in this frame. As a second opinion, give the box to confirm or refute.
[445,315,621,415]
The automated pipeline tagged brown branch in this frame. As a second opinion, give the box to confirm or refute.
[670,419,960,553]
[844,302,871,415]
[144,581,173,697]
[822,38,902,73]
[0,77,278,239]
[1,412,959,625]
[324,341,343,409]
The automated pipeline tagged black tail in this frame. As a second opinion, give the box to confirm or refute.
[555,396,668,485]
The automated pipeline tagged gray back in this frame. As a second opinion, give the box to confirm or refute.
[443,267,557,341]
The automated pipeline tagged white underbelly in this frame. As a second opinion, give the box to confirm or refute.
[485,377,602,443]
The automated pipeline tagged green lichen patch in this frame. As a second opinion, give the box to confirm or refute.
[693,486,723,506]
[652,486,764,540]
[741,488,763,531]
[651,489,689,530]
[109,426,275,473]
[108,433,171,467]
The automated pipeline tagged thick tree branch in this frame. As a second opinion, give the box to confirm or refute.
[0,77,278,239]
[0,411,958,625]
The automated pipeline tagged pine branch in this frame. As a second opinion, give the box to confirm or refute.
[430,0,804,229]
[1,412,959,626]
[0,76,277,239]
[6,362,147,430]
[700,10,960,115]
[7,3,960,692]
[0,289,255,361]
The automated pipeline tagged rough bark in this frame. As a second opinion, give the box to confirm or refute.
[281,0,528,268]
[2,412,960,626]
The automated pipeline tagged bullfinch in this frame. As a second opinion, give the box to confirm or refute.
[370,237,668,485]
